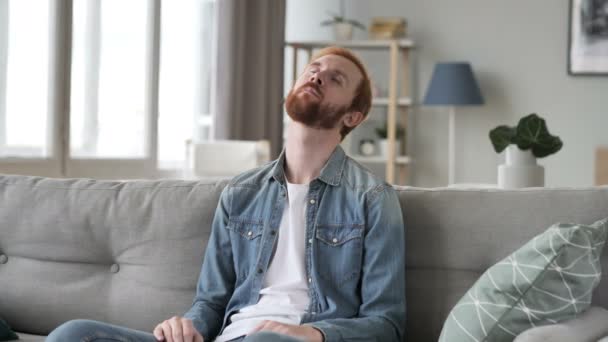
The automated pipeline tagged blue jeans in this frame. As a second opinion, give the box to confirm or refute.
[46,319,306,342]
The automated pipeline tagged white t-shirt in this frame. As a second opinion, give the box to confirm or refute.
[215,181,310,342]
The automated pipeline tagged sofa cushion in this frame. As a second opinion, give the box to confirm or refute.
[0,175,228,335]
[438,218,608,342]
[0,318,18,341]
[13,332,45,342]
[513,306,608,342]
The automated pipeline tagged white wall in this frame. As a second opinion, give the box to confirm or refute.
[286,0,608,187]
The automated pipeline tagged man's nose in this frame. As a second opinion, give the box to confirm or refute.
[309,73,323,86]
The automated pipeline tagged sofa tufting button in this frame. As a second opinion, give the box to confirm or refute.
[110,263,120,273]
[0,254,7,264]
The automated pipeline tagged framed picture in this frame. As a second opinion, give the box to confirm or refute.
[568,0,608,75]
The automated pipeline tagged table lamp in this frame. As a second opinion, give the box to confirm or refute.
[423,62,484,185]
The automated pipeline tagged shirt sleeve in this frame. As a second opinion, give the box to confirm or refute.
[183,185,236,341]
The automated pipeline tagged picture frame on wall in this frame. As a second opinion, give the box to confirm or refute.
[568,0,608,75]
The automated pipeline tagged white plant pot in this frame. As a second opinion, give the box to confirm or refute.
[333,23,354,40]
[498,145,544,189]
[378,139,401,157]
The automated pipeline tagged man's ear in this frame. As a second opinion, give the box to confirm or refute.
[342,111,365,128]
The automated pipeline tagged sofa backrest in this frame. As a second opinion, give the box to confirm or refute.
[0,175,227,335]
[0,175,607,341]
[398,186,608,340]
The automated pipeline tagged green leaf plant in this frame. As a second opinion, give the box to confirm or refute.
[489,113,563,158]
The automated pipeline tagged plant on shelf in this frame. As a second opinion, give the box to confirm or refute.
[489,113,563,188]
[320,0,365,40]
[489,113,562,158]
[375,121,405,157]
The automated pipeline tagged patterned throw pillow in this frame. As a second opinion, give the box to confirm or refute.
[0,317,18,341]
[439,218,608,342]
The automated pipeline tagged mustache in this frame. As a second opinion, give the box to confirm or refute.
[297,82,323,98]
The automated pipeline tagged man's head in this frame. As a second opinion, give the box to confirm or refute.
[285,47,372,140]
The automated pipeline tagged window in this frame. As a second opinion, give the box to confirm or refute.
[0,0,50,158]
[158,0,216,169]
[0,0,217,178]
[70,0,148,158]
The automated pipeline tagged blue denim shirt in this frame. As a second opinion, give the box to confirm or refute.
[184,145,406,342]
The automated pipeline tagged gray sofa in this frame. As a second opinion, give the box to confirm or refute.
[0,174,607,341]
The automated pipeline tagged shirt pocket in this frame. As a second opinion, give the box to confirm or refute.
[226,217,264,278]
[226,217,264,240]
[315,223,365,286]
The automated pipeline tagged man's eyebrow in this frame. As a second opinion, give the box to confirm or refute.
[309,62,321,68]
[307,61,349,84]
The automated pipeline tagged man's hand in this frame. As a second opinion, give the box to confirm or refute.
[249,321,323,342]
[153,316,204,342]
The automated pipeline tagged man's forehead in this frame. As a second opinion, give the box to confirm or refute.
[311,54,363,81]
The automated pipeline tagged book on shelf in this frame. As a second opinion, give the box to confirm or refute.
[369,17,407,40]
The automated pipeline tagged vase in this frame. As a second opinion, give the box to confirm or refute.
[333,23,353,40]
[498,145,544,189]
[378,139,401,157]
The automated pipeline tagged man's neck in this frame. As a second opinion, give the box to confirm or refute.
[284,122,341,185]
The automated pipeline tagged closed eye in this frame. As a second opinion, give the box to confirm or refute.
[328,70,346,85]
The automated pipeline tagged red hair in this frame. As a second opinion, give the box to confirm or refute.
[310,47,372,139]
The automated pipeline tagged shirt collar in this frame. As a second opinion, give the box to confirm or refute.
[270,145,346,187]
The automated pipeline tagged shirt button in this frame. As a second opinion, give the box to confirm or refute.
[247,231,253,237]
[332,238,338,243]
[258,268,263,274]
[309,199,315,204]
[270,231,276,236]
[308,277,312,283]
[311,311,317,315]
[308,238,313,244]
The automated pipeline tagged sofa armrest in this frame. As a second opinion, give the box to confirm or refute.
[514,306,608,342]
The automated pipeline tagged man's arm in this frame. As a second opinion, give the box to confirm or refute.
[308,185,406,342]
[183,185,236,341]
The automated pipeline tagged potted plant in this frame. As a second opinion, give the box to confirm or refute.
[375,122,406,157]
[320,0,366,40]
[489,113,563,188]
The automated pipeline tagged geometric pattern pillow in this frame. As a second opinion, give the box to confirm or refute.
[439,217,608,342]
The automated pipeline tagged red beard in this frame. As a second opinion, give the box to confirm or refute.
[285,82,349,130]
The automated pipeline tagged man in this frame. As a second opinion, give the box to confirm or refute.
[47,46,406,342]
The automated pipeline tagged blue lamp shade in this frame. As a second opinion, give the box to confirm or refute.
[423,62,484,106]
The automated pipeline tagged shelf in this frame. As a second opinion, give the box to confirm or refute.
[372,97,412,107]
[286,39,414,50]
[351,154,411,165]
